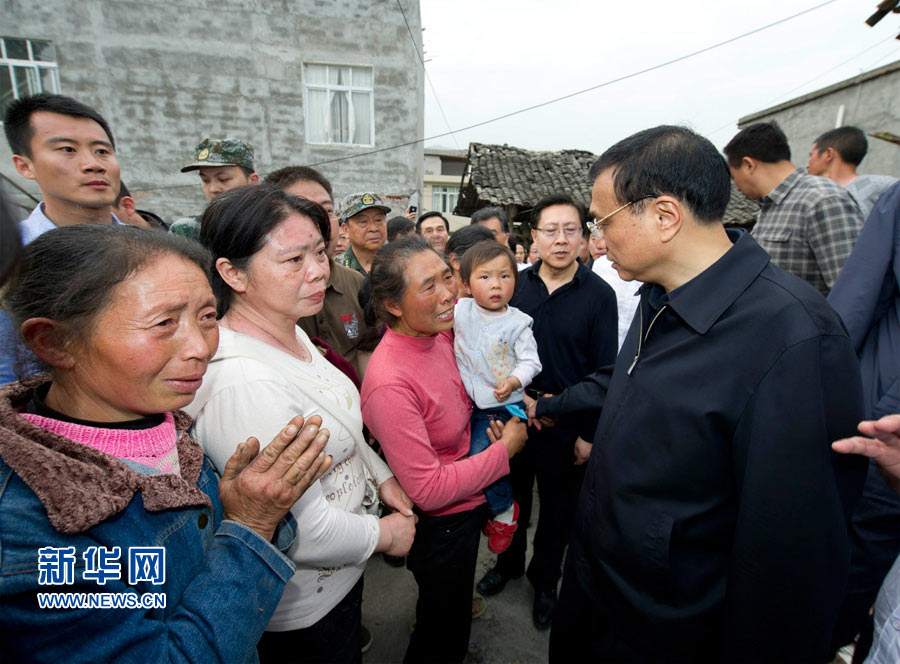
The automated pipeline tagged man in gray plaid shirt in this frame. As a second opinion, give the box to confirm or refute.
[807,126,897,220]
[725,122,863,296]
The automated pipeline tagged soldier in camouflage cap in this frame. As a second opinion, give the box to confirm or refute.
[170,138,259,241]
[337,192,392,275]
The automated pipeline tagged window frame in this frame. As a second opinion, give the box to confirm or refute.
[431,185,460,215]
[302,62,375,148]
[0,37,61,122]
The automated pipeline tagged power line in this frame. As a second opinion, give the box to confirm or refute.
[706,32,899,139]
[396,0,459,148]
[307,0,839,167]
[133,0,841,193]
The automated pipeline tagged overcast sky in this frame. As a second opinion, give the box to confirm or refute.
[418,0,900,155]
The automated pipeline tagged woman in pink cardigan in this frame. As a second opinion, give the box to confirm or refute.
[360,236,527,664]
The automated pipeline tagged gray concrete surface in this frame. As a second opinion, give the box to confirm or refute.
[2,0,425,221]
[362,489,550,664]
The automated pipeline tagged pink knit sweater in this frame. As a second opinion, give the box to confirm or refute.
[360,328,509,516]
[20,411,180,476]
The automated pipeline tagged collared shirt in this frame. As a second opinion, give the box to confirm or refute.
[752,168,862,296]
[511,260,617,397]
[297,259,367,378]
[592,257,641,351]
[846,173,898,220]
[565,229,867,661]
[19,201,122,244]
[337,246,367,276]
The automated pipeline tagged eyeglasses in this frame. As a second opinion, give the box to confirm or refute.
[533,225,582,238]
[587,195,656,238]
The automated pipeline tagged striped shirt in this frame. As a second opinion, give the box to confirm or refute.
[752,169,863,296]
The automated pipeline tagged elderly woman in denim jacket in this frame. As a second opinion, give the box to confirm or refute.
[0,225,330,663]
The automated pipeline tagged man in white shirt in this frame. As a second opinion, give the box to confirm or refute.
[2,93,121,383]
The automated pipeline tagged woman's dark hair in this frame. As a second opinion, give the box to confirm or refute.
[459,239,518,288]
[356,277,385,352]
[199,182,331,316]
[8,224,210,354]
[446,224,494,262]
[369,234,437,326]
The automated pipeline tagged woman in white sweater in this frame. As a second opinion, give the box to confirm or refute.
[185,184,416,664]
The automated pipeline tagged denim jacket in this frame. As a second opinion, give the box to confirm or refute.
[0,381,296,663]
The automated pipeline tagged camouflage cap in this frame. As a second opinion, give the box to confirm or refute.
[181,138,255,173]
[340,192,391,221]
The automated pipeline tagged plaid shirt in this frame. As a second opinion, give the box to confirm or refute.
[752,169,863,296]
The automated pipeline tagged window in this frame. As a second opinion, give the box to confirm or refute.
[432,186,459,215]
[1,37,60,119]
[304,63,374,146]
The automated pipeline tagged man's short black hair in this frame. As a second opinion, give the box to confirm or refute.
[813,126,868,167]
[416,210,449,233]
[471,206,508,233]
[447,224,494,260]
[529,193,586,230]
[722,122,791,167]
[265,165,333,198]
[4,93,115,158]
[387,216,415,242]
[590,125,731,225]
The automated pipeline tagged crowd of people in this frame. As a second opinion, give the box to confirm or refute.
[0,91,898,664]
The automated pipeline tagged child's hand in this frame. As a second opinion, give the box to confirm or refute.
[493,376,522,402]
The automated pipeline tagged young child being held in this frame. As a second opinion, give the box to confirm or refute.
[454,240,541,553]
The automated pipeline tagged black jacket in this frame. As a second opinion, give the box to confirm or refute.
[545,230,867,662]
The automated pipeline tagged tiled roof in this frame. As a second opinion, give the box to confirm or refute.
[456,142,596,215]
[456,141,758,228]
[723,183,759,228]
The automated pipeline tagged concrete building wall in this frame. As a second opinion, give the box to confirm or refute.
[1,0,424,221]
[737,60,900,177]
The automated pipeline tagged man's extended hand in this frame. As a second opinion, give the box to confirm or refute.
[833,414,900,492]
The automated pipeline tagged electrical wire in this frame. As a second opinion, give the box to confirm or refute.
[707,32,900,140]
[396,0,459,148]
[307,0,840,167]
[132,0,841,191]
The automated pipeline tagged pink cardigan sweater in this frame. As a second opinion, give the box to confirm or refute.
[360,328,509,517]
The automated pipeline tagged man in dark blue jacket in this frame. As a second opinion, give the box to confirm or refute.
[476,193,618,632]
[826,181,900,657]
[541,126,867,663]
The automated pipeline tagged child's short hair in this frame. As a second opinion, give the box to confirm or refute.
[459,240,518,286]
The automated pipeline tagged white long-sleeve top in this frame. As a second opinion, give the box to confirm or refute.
[184,325,393,631]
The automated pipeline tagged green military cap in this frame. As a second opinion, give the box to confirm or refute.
[340,192,392,221]
[181,138,255,173]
